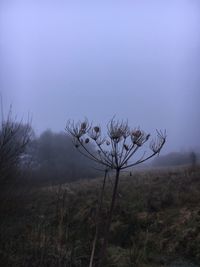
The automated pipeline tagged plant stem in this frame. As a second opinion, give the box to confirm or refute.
[98,168,120,267]
[89,169,108,267]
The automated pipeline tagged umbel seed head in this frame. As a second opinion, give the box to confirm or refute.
[66,118,166,170]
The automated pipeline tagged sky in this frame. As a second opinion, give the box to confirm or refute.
[0,0,200,154]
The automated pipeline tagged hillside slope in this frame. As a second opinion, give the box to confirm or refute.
[0,165,200,266]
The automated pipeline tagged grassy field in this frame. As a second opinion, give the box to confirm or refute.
[0,165,200,267]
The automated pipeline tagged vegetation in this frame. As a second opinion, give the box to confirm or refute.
[1,111,199,267]
[28,130,98,183]
[0,107,33,181]
[0,165,200,267]
[66,118,166,265]
[0,106,98,184]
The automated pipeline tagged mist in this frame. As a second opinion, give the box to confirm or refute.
[1,0,200,154]
[1,2,200,266]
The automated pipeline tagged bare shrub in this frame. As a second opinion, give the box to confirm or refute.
[0,106,33,180]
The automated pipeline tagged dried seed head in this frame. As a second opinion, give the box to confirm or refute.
[132,130,141,137]
[81,122,87,129]
[85,138,90,144]
[94,126,100,133]
[110,129,123,141]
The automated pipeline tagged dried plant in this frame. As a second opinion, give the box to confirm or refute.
[0,105,33,179]
[66,118,166,266]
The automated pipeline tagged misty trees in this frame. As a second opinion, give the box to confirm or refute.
[66,118,166,266]
[0,108,33,180]
[30,130,98,182]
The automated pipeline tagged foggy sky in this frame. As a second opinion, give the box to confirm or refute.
[0,0,200,154]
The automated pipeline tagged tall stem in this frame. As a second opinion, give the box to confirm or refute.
[98,168,120,267]
[89,169,108,267]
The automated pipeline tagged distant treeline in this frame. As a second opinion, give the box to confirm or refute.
[152,151,200,167]
[24,130,99,182]
[0,112,99,183]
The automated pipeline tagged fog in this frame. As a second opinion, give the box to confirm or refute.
[1,0,200,154]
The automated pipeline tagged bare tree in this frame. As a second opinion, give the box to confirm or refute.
[66,118,166,266]
[0,107,33,180]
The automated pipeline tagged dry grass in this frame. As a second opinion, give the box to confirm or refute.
[0,165,200,266]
